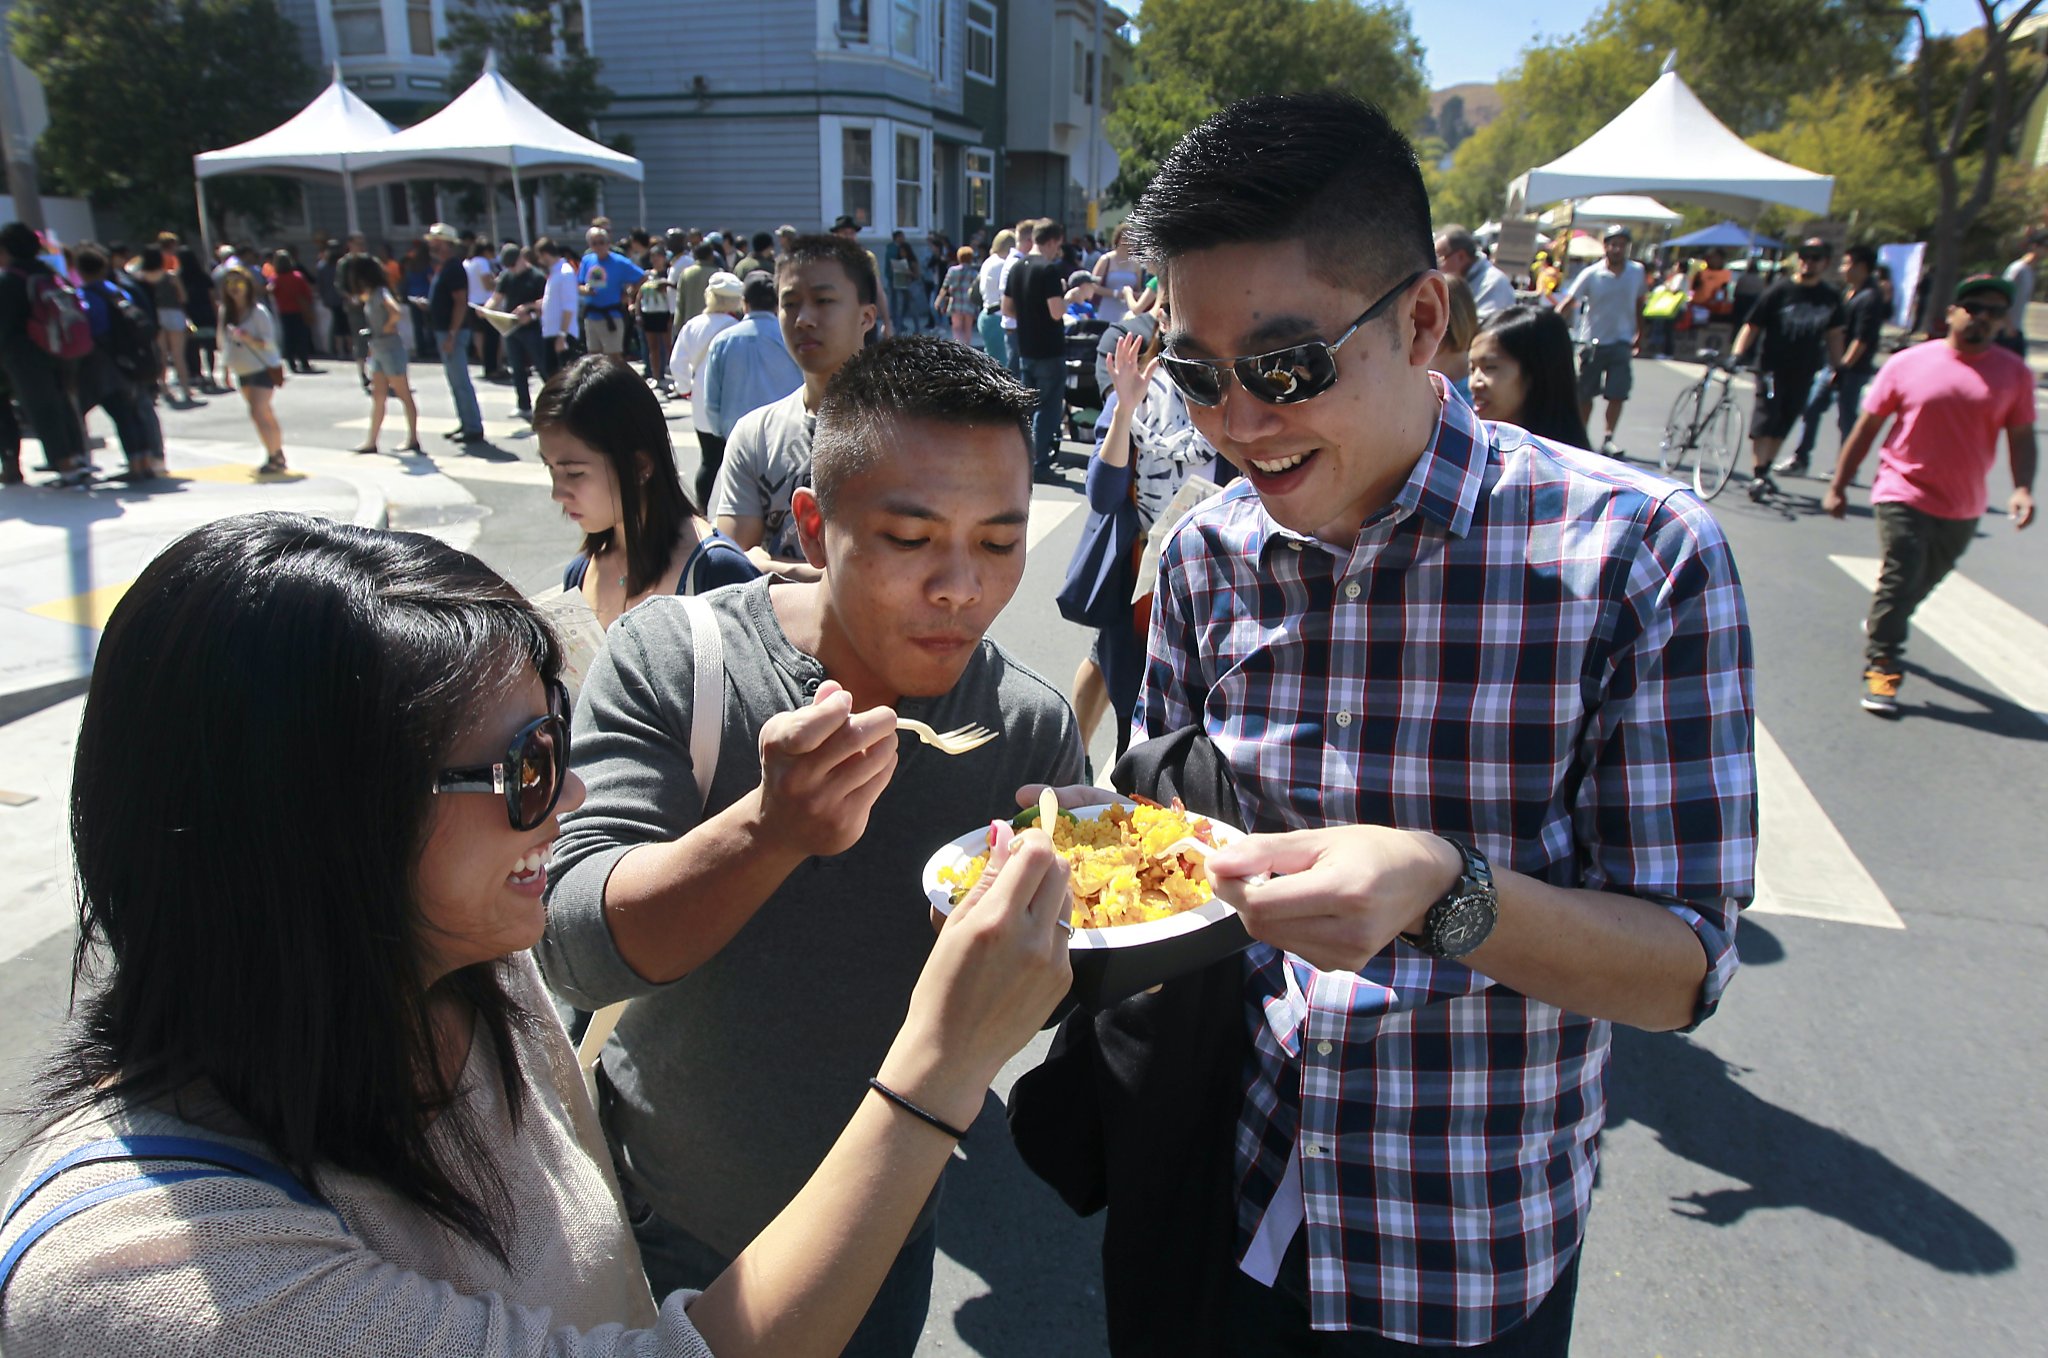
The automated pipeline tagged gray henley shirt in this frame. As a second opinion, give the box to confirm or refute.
[538,576,1082,1257]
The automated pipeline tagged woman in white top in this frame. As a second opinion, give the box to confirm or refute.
[974,229,1015,359]
[668,270,746,508]
[216,266,288,474]
[1070,329,1219,762]
[1091,225,1147,326]
[0,512,1071,1358]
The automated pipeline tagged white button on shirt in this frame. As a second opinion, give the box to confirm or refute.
[1343,580,1362,600]
[1335,711,1353,728]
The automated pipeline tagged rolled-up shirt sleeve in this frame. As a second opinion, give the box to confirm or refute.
[538,611,706,1011]
[1575,491,1755,1030]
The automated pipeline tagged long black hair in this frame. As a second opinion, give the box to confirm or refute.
[533,353,696,595]
[1474,302,1592,451]
[31,513,561,1261]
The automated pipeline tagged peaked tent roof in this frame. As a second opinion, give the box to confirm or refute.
[1507,70,1832,218]
[193,72,399,181]
[1666,221,1783,250]
[1537,194,1683,228]
[349,62,643,183]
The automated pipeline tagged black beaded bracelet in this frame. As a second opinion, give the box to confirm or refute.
[867,1077,971,1141]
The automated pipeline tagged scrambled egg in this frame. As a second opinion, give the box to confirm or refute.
[938,801,1217,929]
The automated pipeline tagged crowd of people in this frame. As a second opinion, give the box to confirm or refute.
[0,83,2033,1358]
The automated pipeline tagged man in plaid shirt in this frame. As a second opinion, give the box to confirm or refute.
[1089,93,1756,1353]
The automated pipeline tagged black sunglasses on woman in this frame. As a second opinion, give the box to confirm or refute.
[432,679,571,831]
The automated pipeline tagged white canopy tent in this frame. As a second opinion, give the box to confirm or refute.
[1536,195,1683,229]
[350,56,645,245]
[192,70,400,249]
[1506,69,1833,219]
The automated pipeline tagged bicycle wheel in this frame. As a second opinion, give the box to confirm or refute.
[1659,385,1703,479]
[1693,394,1745,501]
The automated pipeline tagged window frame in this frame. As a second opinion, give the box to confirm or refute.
[966,0,995,84]
[894,126,927,234]
[965,147,994,222]
[331,0,388,57]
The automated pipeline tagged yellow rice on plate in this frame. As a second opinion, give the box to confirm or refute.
[937,800,1218,929]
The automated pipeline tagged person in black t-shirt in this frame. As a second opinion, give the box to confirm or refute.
[1002,219,1071,475]
[493,246,549,419]
[1731,236,1844,498]
[1786,243,1887,474]
[425,223,484,443]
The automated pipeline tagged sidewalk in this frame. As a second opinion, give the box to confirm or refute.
[0,426,486,961]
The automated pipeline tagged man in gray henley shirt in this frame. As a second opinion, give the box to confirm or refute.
[540,335,1082,1357]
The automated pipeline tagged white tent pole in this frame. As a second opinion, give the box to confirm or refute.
[341,155,360,237]
[511,162,528,249]
[487,166,500,244]
[196,177,213,258]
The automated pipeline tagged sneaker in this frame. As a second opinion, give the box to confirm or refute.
[1746,471,1780,502]
[1773,453,1810,476]
[1861,667,1903,717]
[1600,436,1626,461]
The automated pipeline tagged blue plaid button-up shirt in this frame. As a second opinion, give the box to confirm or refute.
[1137,384,1755,1344]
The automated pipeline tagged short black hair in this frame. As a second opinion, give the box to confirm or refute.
[1126,91,1433,296]
[534,235,560,260]
[74,244,108,279]
[777,232,879,305]
[811,335,1034,513]
[693,242,716,263]
[1475,302,1591,451]
[742,274,778,311]
[1845,243,1878,270]
[1436,224,1480,258]
[751,231,775,254]
[1033,219,1065,247]
[0,221,38,264]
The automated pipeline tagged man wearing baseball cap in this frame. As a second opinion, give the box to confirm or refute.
[1556,223,1647,457]
[424,222,485,444]
[1825,273,2036,716]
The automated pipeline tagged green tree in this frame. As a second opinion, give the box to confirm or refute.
[1751,80,1937,243]
[1894,3,2048,331]
[438,0,626,229]
[13,0,314,237]
[1105,0,1428,206]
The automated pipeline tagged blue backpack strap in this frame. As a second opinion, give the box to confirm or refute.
[0,1168,249,1299]
[0,1136,341,1300]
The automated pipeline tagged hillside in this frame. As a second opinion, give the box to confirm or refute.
[1430,82,1500,128]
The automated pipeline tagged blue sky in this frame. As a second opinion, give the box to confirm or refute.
[1410,0,1993,86]
[1123,1,2003,89]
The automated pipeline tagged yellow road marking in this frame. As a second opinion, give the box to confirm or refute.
[26,579,135,628]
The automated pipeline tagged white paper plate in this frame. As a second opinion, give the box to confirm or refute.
[921,799,1245,951]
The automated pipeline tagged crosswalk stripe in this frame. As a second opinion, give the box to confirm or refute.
[1830,555,2048,721]
[1747,719,1904,929]
[1027,498,1081,551]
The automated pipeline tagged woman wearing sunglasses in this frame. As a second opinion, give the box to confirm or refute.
[0,513,1072,1357]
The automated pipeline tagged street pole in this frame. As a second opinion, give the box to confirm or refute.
[0,21,46,234]
[1085,0,1102,236]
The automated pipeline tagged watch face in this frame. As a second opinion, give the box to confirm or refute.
[1433,891,1497,957]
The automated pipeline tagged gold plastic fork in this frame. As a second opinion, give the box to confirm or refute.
[896,718,998,755]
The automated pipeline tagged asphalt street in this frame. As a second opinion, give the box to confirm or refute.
[0,345,2042,1356]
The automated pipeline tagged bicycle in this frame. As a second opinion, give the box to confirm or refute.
[1658,348,1745,501]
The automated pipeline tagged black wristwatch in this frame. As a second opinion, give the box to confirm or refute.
[1402,837,1498,959]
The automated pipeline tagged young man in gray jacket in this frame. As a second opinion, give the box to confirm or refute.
[540,334,1083,1358]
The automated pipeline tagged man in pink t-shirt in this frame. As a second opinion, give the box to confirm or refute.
[1827,273,2037,716]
